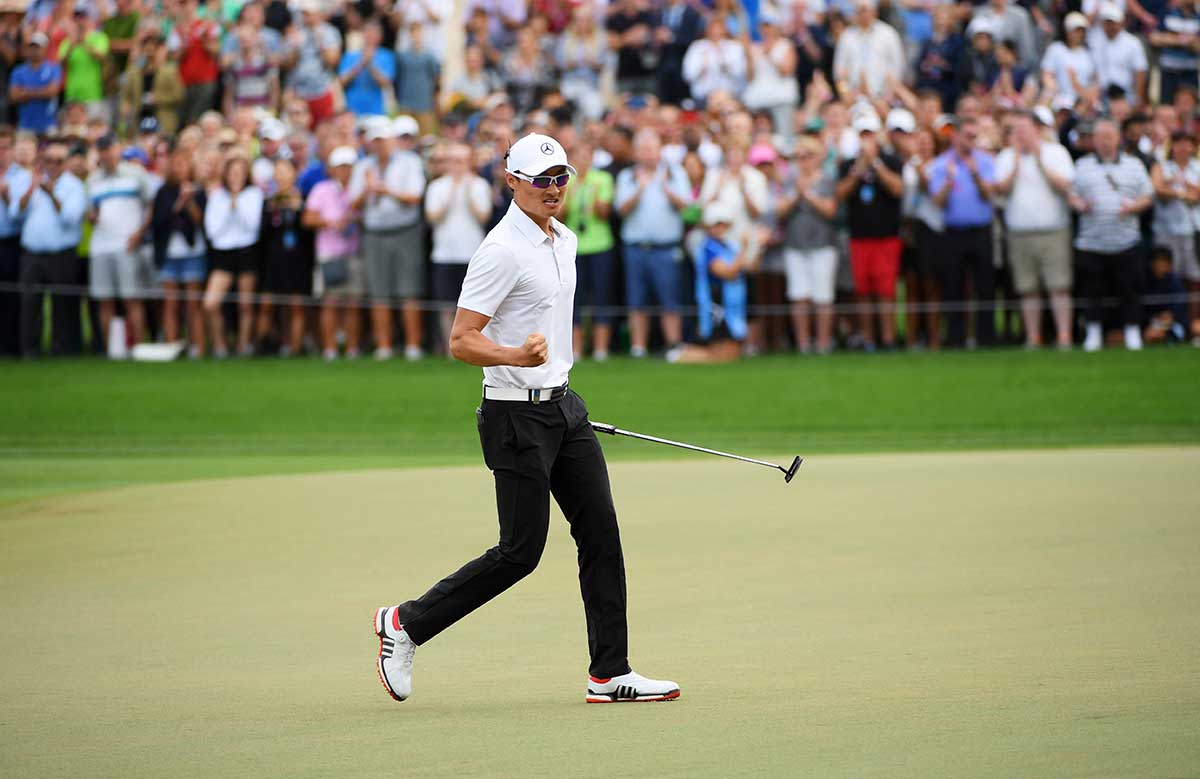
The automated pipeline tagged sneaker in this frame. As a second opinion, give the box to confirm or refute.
[630,345,647,359]
[374,607,416,702]
[1083,323,1102,353]
[586,670,679,703]
[322,348,339,362]
[187,345,203,360]
[345,348,361,360]
[374,347,394,361]
[592,350,609,362]
[404,345,424,361]
[664,343,686,363]
[278,345,292,358]
[238,343,255,358]
[212,345,229,360]
[1124,325,1143,351]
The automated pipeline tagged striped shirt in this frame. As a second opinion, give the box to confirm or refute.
[87,163,152,256]
[1073,153,1152,253]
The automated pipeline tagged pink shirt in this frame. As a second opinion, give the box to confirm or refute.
[306,179,359,260]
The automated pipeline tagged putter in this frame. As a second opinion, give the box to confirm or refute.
[590,422,803,483]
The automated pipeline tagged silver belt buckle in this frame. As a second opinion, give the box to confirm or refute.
[529,388,541,405]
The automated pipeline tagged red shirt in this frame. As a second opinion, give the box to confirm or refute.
[178,18,220,86]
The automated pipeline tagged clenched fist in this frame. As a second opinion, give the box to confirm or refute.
[513,333,548,367]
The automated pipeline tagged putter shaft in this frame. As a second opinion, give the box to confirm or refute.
[590,422,802,483]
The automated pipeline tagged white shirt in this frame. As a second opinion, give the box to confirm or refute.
[204,187,264,251]
[681,39,747,102]
[1087,28,1148,96]
[698,165,769,248]
[1040,42,1098,104]
[425,174,491,263]
[348,150,425,231]
[87,162,153,256]
[994,142,1076,232]
[457,200,577,390]
[832,21,905,97]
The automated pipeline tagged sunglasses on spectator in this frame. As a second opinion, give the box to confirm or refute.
[511,171,571,189]
[45,156,66,164]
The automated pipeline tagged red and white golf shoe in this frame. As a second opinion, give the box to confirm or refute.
[374,606,416,702]
[586,671,680,703]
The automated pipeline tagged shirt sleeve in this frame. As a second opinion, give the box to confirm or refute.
[613,168,635,210]
[1132,159,1153,198]
[927,158,946,195]
[57,178,87,227]
[1130,37,1149,71]
[205,188,232,237]
[977,152,996,183]
[457,241,521,317]
[422,178,448,217]
[994,149,1014,181]
[471,178,491,215]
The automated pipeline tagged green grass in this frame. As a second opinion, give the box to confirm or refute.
[2,348,1199,503]
[1,450,1198,777]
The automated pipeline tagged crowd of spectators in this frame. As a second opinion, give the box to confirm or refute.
[2,0,1199,363]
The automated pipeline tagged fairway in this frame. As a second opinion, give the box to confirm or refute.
[2,448,1198,778]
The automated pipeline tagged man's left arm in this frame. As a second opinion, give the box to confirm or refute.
[57,179,87,226]
[1122,162,1155,214]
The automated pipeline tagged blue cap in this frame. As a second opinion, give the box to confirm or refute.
[121,147,150,165]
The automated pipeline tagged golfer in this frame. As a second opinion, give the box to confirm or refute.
[374,133,679,704]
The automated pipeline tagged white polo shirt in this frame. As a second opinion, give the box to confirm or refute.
[457,200,577,390]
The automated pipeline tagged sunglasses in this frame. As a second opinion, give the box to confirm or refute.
[512,171,571,189]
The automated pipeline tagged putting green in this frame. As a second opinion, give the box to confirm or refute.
[2,448,1198,778]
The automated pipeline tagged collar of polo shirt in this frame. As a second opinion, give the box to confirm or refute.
[506,200,566,246]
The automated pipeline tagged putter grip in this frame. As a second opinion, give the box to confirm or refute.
[590,422,617,436]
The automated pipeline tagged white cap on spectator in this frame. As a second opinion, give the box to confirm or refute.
[505,133,577,177]
[259,120,286,141]
[886,108,916,133]
[703,203,735,227]
[1033,105,1056,127]
[298,0,323,13]
[967,16,996,38]
[392,114,419,138]
[29,31,49,47]
[365,120,395,141]
[1064,11,1089,31]
[1052,94,1076,111]
[852,112,882,134]
[328,146,358,168]
[1099,1,1124,22]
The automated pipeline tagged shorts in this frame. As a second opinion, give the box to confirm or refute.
[431,262,468,303]
[362,225,424,301]
[158,254,207,285]
[573,249,616,325]
[313,255,365,300]
[89,250,141,300]
[624,244,681,311]
[1157,232,1200,282]
[848,237,902,299]
[209,246,260,276]
[1009,228,1072,294]
[783,246,837,304]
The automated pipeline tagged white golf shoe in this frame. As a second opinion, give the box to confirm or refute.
[1083,323,1103,352]
[374,606,416,702]
[586,670,680,703]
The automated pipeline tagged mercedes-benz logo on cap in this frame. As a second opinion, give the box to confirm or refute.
[540,142,555,155]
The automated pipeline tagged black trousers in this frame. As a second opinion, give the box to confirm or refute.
[395,390,631,679]
[19,249,83,357]
[1078,247,1143,326]
[939,226,996,347]
[0,236,20,356]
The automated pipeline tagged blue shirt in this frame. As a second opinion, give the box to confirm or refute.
[1159,8,1200,72]
[338,49,396,117]
[10,172,87,252]
[10,61,62,133]
[394,48,438,112]
[928,149,995,229]
[298,160,327,198]
[695,236,748,341]
[0,164,33,239]
[614,164,691,244]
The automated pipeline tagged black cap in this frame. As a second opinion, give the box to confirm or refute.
[139,116,159,134]
[95,133,116,150]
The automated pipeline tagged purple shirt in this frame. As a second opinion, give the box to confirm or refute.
[306,179,358,260]
[928,148,995,229]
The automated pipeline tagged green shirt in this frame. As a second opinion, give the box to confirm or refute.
[102,13,140,73]
[564,168,615,255]
[59,32,110,103]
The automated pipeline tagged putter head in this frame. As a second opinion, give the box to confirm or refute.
[783,456,803,484]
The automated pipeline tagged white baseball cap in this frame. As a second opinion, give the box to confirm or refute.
[1099,1,1124,22]
[505,133,577,178]
[886,108,916,134]
[967,16,996,38]
[364,120,395,141]
[852,112,882,134]
[702,203,735,227]
[1064,11,1089,31]
[1033,105,1056,128]
[328,146,358,167]
[258,120,286,141]
[392,115,419,138]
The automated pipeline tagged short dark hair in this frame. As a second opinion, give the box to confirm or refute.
[0,124,14,143]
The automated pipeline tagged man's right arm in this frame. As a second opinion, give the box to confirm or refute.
[449,308,546,367]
